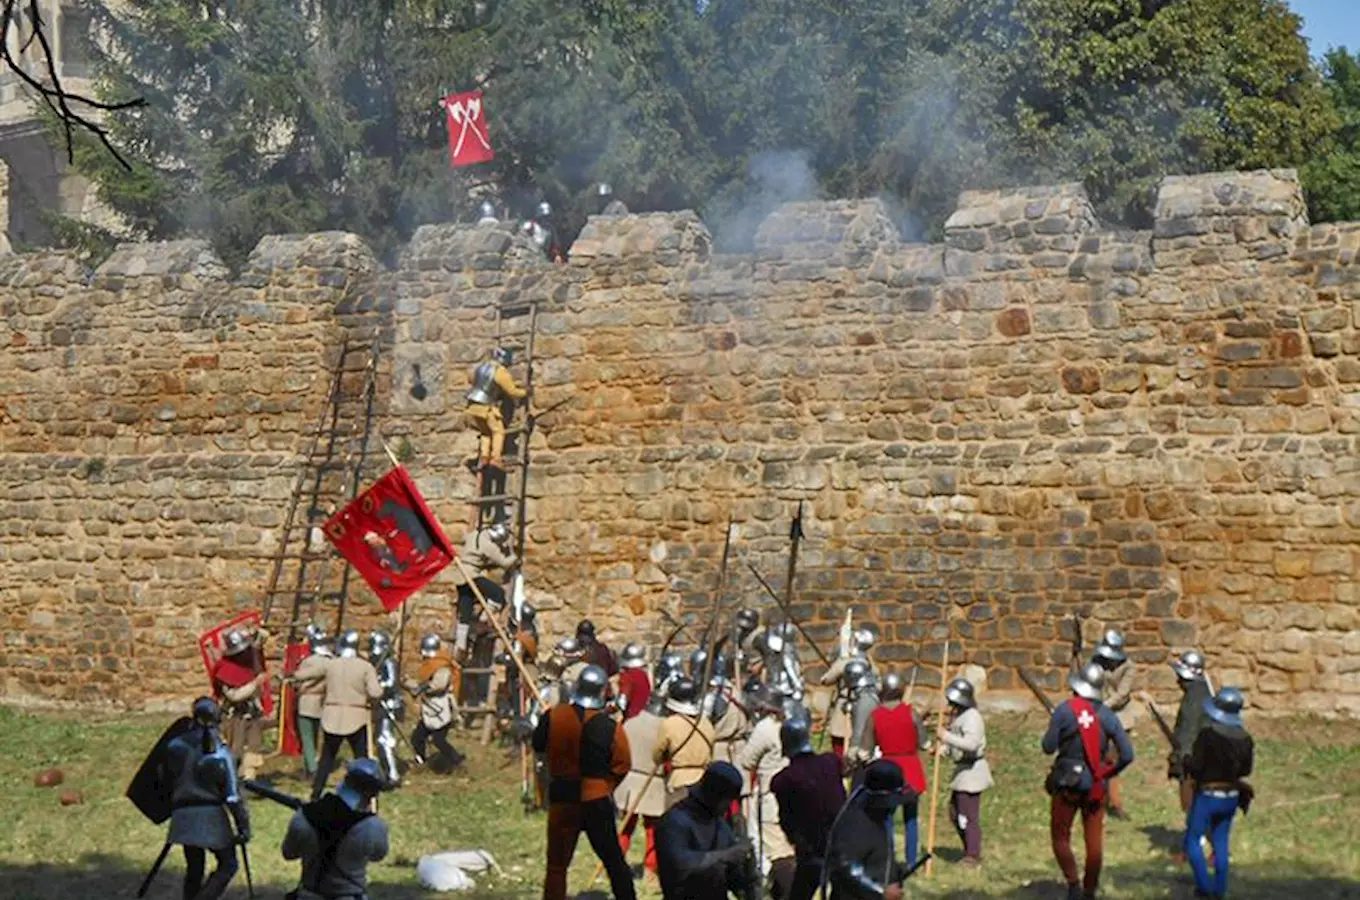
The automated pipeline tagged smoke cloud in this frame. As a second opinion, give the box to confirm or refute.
[707,149,821,252]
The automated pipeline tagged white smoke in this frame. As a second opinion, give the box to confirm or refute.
[708,148,821,251]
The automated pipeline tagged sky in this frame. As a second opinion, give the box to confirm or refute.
[1288,0,1360,55]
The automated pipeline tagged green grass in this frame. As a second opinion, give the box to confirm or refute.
[3,706,1358,899]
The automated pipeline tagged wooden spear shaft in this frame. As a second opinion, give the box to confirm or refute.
[924,615,953,878]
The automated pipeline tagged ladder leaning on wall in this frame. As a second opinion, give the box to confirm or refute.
[460,298,540,742]
[260,335,382,645]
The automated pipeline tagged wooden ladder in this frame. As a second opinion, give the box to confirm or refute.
[260,336,382,644]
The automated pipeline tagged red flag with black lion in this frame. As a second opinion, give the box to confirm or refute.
[324,466,456,610]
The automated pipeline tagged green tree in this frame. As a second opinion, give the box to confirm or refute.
[1303,47,1360,223]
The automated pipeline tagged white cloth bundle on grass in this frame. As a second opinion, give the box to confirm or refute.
[417,850,500,892]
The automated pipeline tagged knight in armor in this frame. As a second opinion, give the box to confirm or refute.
[615,689,668,876]
[161,697,250,900]
[860,672,928,871]
[653,676,716,811]
[405,633,465,773]
[452,521,517,704]
[840,659,880,776]
[655,761,757,900]
[770,716,846,900]
[368,630,403,787]
[311,630,383,801]
[211,629,270,781]
[936,677,993,868]
[705,662,750,767]
[653,652,685,701]
[282,757,390,900]
[1073,629,1135,818]
[735,685,795,896]
[542,637,588,708]
[525,200,566,263]
[820,625,877,759]
[618,643,652,720]
[1170,650,1213,823]
[1042,663,1135,900]
[532,665,635,900]
[464,347,528,470]
[290,626,334,779]
[823,759,911,900]
[760,624,806,714]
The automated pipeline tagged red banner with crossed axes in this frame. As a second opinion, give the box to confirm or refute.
[324,466,456,610]
[441,89,494,168]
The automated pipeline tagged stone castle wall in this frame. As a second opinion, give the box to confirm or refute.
[3,168,1359,714]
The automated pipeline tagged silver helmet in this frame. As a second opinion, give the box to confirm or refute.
[620,643,646,670]
[477,199,497,221]
[491,346,513,367]
[555,637,583,661]
[843,658,874,691]
[1203,687,1245,727]
[487,521,511,544]
[763,627,786,655]
[368,630,392,660]
[666,676,701,716]
[191,696,221,727]
[880,671,905,702]
[419,634,441,658]
[688,647,709,678]
[1069,662,1106,702]
[338,629,361,658]
[779,715,814,757]
[852,626,876,654]
[308,629,334,657]
[1171,650,1206,681]
[735,608,759,635]
[597,182,613,198]
[222,630,252,657]
[1094,629,1128,665]
[536,200,552,218]
[517,603,537,626]
[654,652,683,686]
[573,665,609,710]
[945,677,976,709]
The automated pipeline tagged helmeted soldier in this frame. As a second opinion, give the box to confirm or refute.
[862,671,928,871]
[405,633,464,773]
[618,643,651,720]
[761,624,805,712]
[770,715,846,900]
[533,665,635,900]
[577,619,619,681]
[541,637,587,708]
[824,759,912,900]
[464,347,528,470]
[1184,687,1255,898]
[615,688,668,875]
[654,651,684,699]
[211,628,270,781]
[367,630,403,787]
[311,630,383,801]
[705,665,750,767]
[1170,650,1213,824]
[654,676,717,811]
[937,677,993,867]
[1043,663,1135,900]
[655,761,757,900]
[821,625,877,760]
[476,199,499,226]
[290,628,335,779]
[1077,629,1136,818]
[282,757,390,900]
[735,684,794,889]
[160,697,250,900]
[452,521,517,704]
[526,200,566,263]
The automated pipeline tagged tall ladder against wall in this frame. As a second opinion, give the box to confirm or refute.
[261,336,382,644]
[461,299,539,739]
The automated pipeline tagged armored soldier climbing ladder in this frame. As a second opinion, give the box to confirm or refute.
[260,336,383,644]
[461,298,541,742]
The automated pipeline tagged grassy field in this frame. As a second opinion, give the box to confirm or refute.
[3,705,1358,900]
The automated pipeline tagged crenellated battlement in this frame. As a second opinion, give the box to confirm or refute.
[4,168,1360,715]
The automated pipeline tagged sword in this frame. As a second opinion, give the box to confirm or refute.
[136,840,173,897]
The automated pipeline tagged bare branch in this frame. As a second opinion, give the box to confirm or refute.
[1,0,147,171]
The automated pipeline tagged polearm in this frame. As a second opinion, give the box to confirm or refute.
[1145,699,1177,748]
[781,502,804,634]
[243,779,305,809]
[744,559,831,668]
[1016,667,1057,714]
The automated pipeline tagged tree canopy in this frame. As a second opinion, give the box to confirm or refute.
[60,0,1353,264]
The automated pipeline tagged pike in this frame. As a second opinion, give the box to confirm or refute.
[243,779,305,809]
[782,502,804,634]
[1145,699,1177,749]
[1016,667,1057,714]
[744,559,831,668]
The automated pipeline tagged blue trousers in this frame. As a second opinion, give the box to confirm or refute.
[1185,791,1239,896]
[888,801,920,870]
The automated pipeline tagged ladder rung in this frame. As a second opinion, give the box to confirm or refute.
[498,301,537,314]
[472,493,515,504]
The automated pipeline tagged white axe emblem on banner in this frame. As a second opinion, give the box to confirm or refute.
[445,95,492,158]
